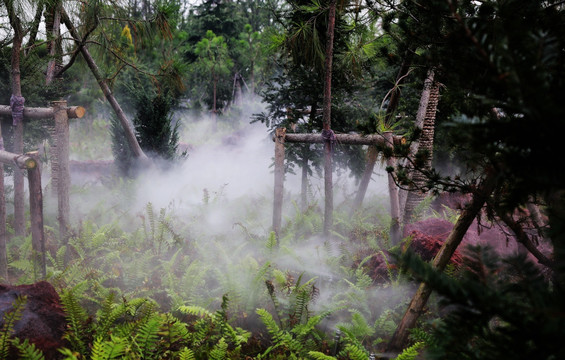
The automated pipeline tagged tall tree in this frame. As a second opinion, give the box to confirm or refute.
[194,30,234,118]
[400,69,439,223]
[386,0,565,352]
[321,0,337,236]
[3,0,27,238]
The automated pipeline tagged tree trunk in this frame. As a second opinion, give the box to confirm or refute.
[0,124,7,282]
[387,169,499,352]
[301,151,308,211]
[273,128,286,240]
[45,1,62,85]
[61,9,148,161]
[384,132,401,245]
[27,159,46,280]
[322,0,337,237]
[350,145,378,217]
[25,2,44,55]
[301,98,318,211]
[212,74,218,130]
[4,1,26,238]
[52,101,70,245]
[353,50,414,210]
[402,70,439,223]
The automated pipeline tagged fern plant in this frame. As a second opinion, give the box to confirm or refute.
[177,294,251,358]
[10,338,45,360]
[0,296,27,359]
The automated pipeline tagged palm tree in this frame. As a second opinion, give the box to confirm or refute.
[401,69,439,224]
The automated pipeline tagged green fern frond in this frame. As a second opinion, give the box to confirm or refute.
[307,351,336,360]
[60,289,90,354]
[178,347,196,360]
[209,337,228,360]
[341,343,369,360]
[11,338,45,360]
[256,308,281,339]
[266,231,277,252]
[134,316,162,356]
[393,341,425,360]
[57,347,79,359]
[90,335,127,360]
[177,305,213,318]
[272,269,287,287]
[93,292,118,339]
[0,296,27,359]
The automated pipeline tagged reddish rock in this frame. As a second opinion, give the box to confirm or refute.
[405,230,463,268]
[0,281,67,358]
[359,229,463,284]
[403,218,455,239]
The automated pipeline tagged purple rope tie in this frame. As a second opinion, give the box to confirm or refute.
[10,95,25,126]
[322,129,337,151]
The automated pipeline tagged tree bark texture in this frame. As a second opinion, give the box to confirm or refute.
[5,3,26,238]
[402,71,439,223]
[27,162,46,280]
[0,123,7,281]
[284,133,404,146]
[322,0,337,237]
[61,9,148,161]
[351,145,379,216]
[301,152,308,211]
[0,149,43,279]
[0,105,85,119]
[52,101,70,243]
[354,50,414,210]
[273,128,286,240]
[387,170,499,352]
[45,1,62,85]
[384,132,401,245]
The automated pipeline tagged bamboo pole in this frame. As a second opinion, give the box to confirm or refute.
[273,128,286,241]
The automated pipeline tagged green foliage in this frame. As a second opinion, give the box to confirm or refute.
[0,296,27,359]
[400,246,565,359]
[177,294,251,358]
[308,351,336,360]
[111,89,183,176]
[256,306,331,359]
[110,114,136,178]
[393,341,425,360]
[11,338,45,360]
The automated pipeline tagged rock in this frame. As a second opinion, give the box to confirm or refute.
[0,281,67,358]
[359,229,463,284]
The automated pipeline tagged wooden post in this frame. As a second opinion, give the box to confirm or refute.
[52,100,70,242]
[0,150,44,279]
[273,128,286,241]
[26,152,45,279]
[0,123,6,282]
[0,103,84,245]
[384,132,401,245]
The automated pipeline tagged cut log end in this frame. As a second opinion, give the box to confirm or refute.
[67,106,86,119]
